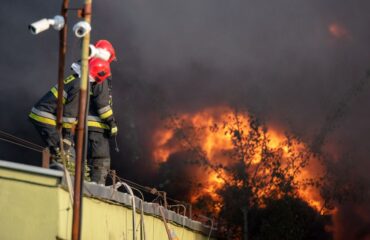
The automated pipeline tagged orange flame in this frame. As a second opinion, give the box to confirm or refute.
[153,128,174,163]
[153,106,325,212]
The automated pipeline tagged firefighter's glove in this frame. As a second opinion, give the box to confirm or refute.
[109,122,118,138]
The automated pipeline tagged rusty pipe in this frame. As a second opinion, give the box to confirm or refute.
[71,0,92,239]
[56,0,69,133]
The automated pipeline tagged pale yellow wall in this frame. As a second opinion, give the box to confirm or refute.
[0,168,60,240]
[57,188,213,240]
[0,166,215,240]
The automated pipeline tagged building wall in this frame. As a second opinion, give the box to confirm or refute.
[0,162,214,240]
[0,167,60,240]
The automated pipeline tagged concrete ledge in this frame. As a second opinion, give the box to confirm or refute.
[0,160,63,178]
[0,160,214,237]
[82,180,213,236]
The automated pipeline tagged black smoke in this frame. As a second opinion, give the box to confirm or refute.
[1,1,370,238]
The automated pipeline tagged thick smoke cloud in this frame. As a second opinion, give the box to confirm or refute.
[1,0,370,238]
[98,0,370,149]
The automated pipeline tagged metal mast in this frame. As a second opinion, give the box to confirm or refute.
[72,0,92,239]
[55,0,69,134]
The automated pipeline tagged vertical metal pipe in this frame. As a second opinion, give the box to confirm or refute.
[188,203,192,219]
[159,206,173,240]
[121,182,137,240]
[163,192,168,209]
[56,0,69,133]
[41,148,50,168]
[72,0,92,239]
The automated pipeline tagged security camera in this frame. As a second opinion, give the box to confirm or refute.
[72,21,91,38]
[29,15,65,35]
[89,44,111,61]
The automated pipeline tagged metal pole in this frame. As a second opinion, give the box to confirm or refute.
[163,192,168,209]
[199,215,214,240]
[72,0,92,239]
[56,0,69,132]
[41,148,50,168]
[188,203,192,219]
[121,182,137,240]
[159,206,173,240]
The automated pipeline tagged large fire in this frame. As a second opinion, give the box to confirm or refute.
[153,106,325,213]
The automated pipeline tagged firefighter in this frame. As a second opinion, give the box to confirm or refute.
[29,73,79,161]
[86,40,118,184]
[29,58,111,163]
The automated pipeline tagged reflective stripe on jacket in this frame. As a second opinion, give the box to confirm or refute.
[29,107,56,126]
[88,79,116,132]
[87,115,110,130]
[29,74,79,128]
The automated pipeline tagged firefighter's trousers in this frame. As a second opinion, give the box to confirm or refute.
[87,131,111,185]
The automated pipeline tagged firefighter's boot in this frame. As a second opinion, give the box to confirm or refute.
[50,147,62,163]
[90,158,110,185]
[62,139,75,162]
[49,147,64,170]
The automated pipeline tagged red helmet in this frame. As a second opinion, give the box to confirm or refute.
[95,39,116,63]
[89,57,111,84]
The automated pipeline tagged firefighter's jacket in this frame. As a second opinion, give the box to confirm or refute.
[88,78,116,133]
[29,74,80,129]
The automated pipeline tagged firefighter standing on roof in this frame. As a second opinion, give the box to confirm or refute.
[29,72,80,160]
[86,40,118,184]
[29,58,112,163]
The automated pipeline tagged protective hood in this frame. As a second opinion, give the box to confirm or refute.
[71,62,95,82]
